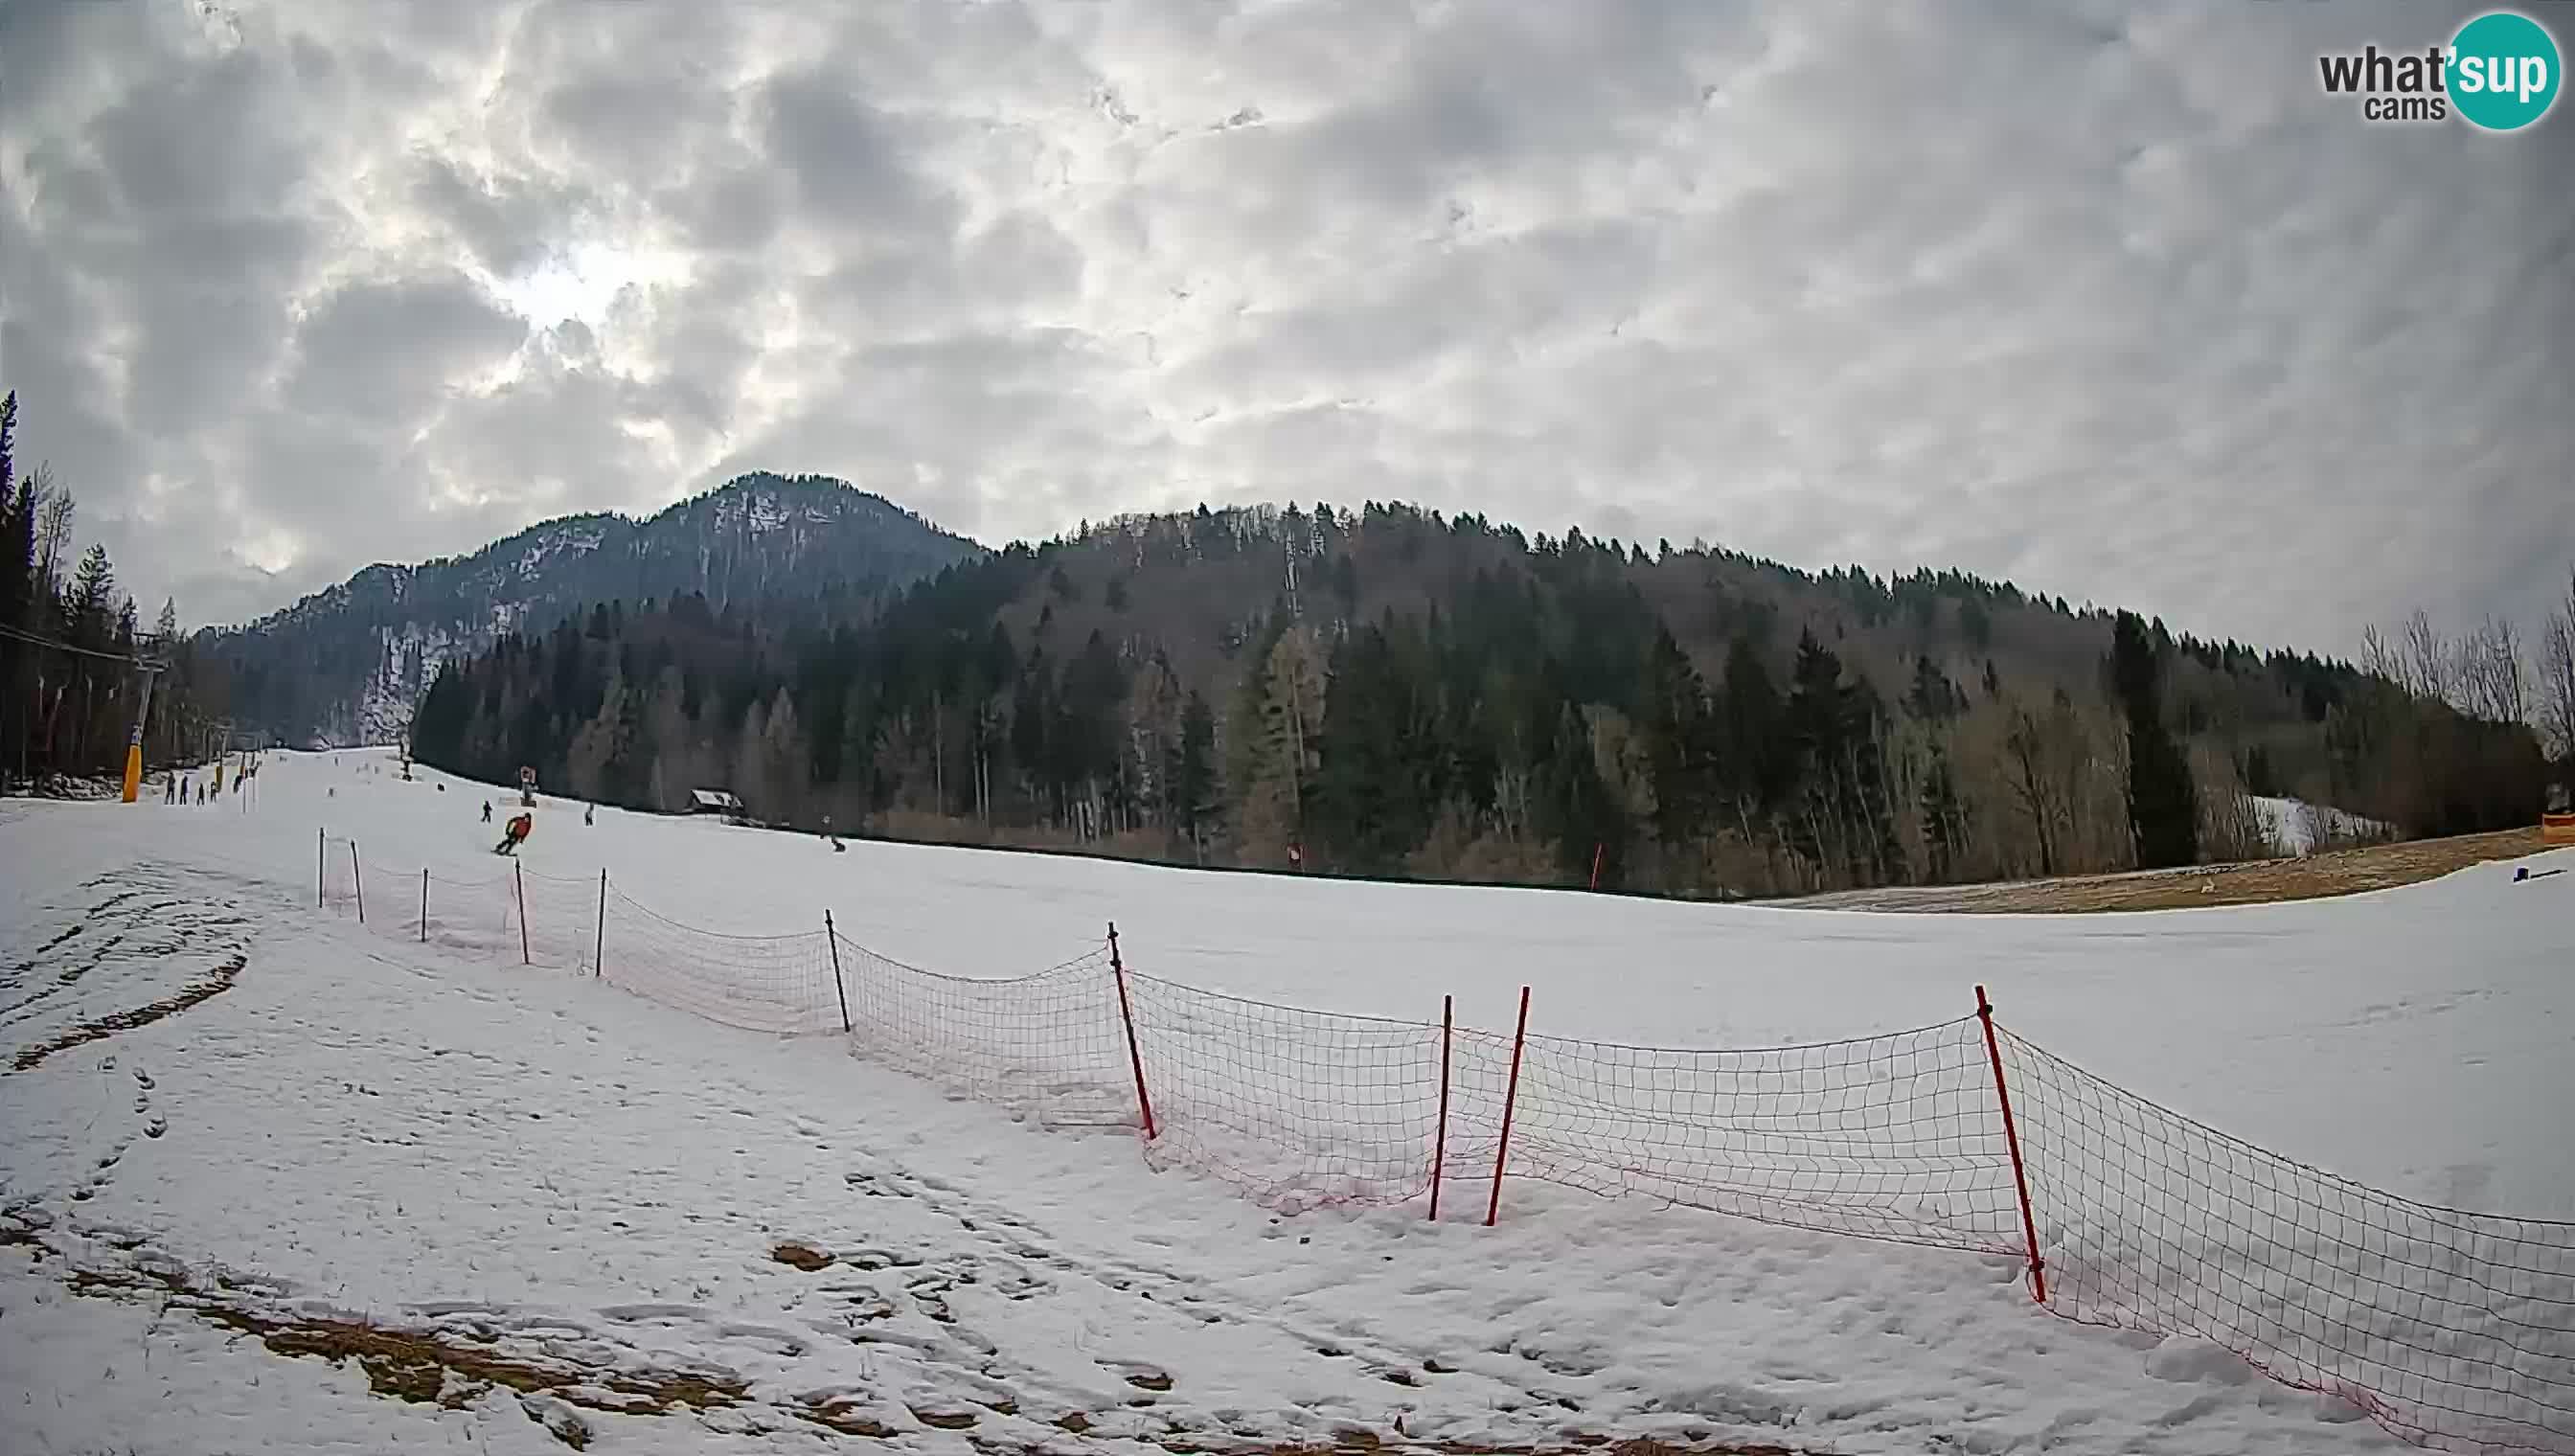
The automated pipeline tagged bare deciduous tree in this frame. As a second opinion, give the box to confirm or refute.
[2404,609,2450,706]
[2367,603,2540,728]
[2452,615,2528,724]
[32,466,70,604]
[2003,706,2065,876]
[2540,567,2575,773]
[2189,741,2271,863]
[2359,623,2395,686]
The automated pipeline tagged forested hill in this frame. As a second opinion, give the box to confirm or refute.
[194,473,981,747]
[409,501,2552,899]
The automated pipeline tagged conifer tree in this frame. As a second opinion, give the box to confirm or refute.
[2113,610,2199,868]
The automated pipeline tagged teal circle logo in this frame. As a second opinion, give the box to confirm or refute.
[2450,11,2561,131]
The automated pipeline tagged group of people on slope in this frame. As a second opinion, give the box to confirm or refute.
[167,771,240,806]
[480,796,594,854]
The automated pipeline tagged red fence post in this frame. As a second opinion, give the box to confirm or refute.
[823,910,852,1034]
[1976,984,2048,1304]
[1107,922,1157,1141]
[1429,993,1452,1221]
[1588,843,1604,891]
[514,861,531,967]
[316,826,325,907]
[352,842,366,924]
[420,867,428,943]
[1486,985,1530,1228]
[594,869,607,978]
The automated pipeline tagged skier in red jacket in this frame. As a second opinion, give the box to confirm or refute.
[495,811,534,855]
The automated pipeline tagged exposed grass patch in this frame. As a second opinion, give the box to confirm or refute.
[1784,827,2544,914]
[799,1397,898,1437]
[60,1251,746,1422]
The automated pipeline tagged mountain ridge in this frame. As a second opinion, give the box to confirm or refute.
[200,472,983,745]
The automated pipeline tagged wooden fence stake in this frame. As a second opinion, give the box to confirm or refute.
[1108,922,1157,1141]
[824,910,852,1034]
[1977,984,2048,1304]
[1430,993,1453,1220]
[1486,986,1531,1227]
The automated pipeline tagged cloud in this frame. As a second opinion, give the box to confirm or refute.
[283,272,530,421]
[0,0,2566,653]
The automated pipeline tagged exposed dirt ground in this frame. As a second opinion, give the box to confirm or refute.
[1779,827,2551,913]
[19,1231,1814,1456]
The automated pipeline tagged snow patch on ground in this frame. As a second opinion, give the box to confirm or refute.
[2252,795,2392,856]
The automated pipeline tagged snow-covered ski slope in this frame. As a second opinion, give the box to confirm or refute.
[2252,795,2394,855]
[3,747,2569,1456]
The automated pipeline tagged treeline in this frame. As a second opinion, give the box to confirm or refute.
[411,547,1172,838]
[0,390,234,792]
[411,501,2567,896]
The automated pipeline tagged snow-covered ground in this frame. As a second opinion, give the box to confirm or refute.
[3,748,2570,1455]
[2252,796,2394,856]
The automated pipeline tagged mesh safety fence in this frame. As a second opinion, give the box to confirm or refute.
[832,934,1134,1127]
[508,868,604,973]
[324,836,524,966]
[1997,1026,2575,1455]
[1448,1015,2024,1254]
[598,887,840,1035]
[293,830,2572,1453]
[1123,972,1445,1213]
[319,840,844,1034]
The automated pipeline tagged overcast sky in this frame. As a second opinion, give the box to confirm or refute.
[2,0,2568,652]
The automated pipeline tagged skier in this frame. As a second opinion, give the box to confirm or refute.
[482,800,493,824]
[584,803,594,827]
[824,813,845,853]
[494,810,534,856]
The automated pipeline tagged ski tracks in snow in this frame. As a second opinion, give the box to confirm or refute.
[1,861,264,1071]
[3,888,1632,1452]
[774,1151,1606,1444]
